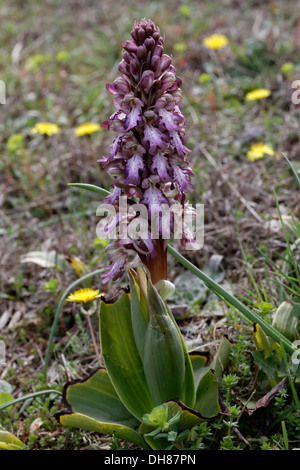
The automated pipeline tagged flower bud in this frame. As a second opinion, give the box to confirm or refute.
[137,27,146,43]
[145,22,154,37]
[122,51,132,64]
[144,37,155,51]
[118,60,129,75]
[130,59,140,81]
[123,40,138,54]
[140,70,155,93]
[158,55,172,75]
[272,301,298,341]
[159,72,176,91]
[155,280,175,301]
[153,44,164,58]
[151,54,161,72]
[137,45,147,60]
[106,77,131,95]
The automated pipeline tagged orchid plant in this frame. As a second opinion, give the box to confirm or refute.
[54,19,299,450]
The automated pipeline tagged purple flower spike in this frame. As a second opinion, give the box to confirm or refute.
[99,19,195,283]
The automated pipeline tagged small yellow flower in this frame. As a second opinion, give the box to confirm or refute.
[66,288,104,303]
[68,256,89,278]
[198,73,211,84]
[245,88,271,101]
[202,34,229,50]
[31,122,60,136]
[174,42,187,53]
[74,122,101,137]
[56,50,69,61]
[246,143,275,162]
[270,1,278,15]
[280,62,295,75]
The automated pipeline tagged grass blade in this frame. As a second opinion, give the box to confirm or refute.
[68,183,111,197]
[167,245,297,356]
[0,390,62,412]
[282,153,300,188]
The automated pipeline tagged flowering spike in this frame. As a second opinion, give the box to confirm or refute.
[99,19,194,283]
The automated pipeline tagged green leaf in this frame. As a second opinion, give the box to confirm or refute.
[166,305,195,408]
[0,392,14,412]
[253,322,273,357]
[252,350,288,383]
[142,281,186,406]
[282,153,300,188]
[68,183,110,197]
[190,353,209,389]
[99,291,154,420]
[0,430,24,450]
[59,413,148,448]
[253,323,282,361]
[140,400,209,449]
[56,368,148,449]
[167,245,298,357]
[190,337,231,403]
[142,404,168,428]
[194,369,229,418]
[128,269,148,358]
[211,336,233,382]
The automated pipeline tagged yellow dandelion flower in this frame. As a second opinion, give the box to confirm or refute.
[174,42,187,53]
[66,288,104,303]
[202,34,229,50]
[74,122,101,137]
[245,88,271,101]
[31,122,60,136]
[280,62,295,75]
[246,143,275,162]
[198,73,211,84]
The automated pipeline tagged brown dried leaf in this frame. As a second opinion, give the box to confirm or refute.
[238,378,286,416]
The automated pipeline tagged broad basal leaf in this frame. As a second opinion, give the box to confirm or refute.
[99,290,154,420]
[55,368,148,448]
[0,430,24,450]
[211,336,233,382]
[142,281,186,406]
[189,352,209,390]
[194,369,230,418]
[166,304,195,408]
[129,269,148,358]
